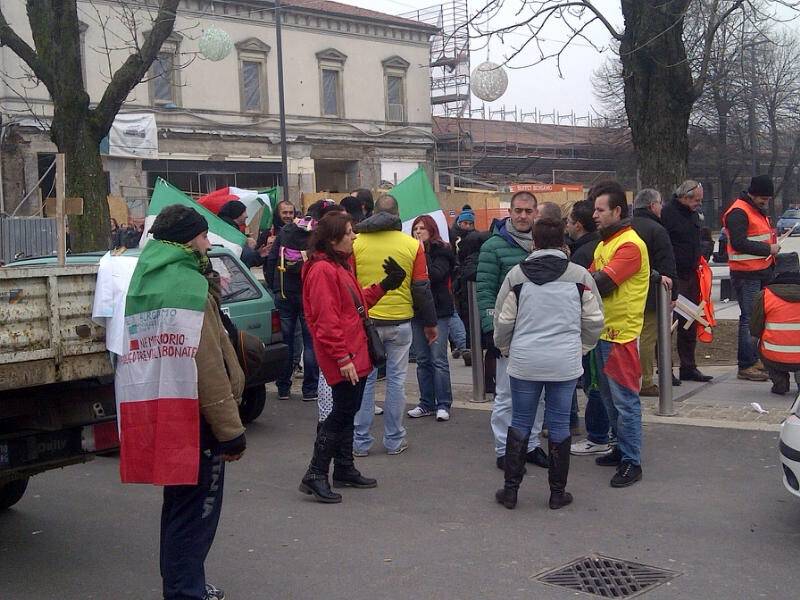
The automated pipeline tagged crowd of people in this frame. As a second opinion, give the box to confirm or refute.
[112,173,799,600]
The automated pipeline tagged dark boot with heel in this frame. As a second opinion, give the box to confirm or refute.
[495,427,529,510]
[548,437,573,510]
[299,426,342,503]
[332,426,377,489]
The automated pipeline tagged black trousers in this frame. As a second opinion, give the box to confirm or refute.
[316,379,367,467]
[675,274,700,370]
[161,448,225,600]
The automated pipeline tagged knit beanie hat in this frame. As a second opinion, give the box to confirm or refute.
[150,205,208,244]
[748,175,774,197]
[456,210,475,224]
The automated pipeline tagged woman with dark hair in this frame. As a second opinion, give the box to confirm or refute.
[406,214,458,422]
[493,218,604,510]
[299,212,406,503]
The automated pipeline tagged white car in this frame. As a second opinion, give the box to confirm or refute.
[780,391,800,497]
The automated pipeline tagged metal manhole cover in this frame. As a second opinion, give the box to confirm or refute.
[535,554,679,598]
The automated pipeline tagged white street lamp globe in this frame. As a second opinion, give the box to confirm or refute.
[470,61,508,102]
[199,27,233,61]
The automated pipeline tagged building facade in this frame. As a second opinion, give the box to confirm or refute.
[0,0,436,217]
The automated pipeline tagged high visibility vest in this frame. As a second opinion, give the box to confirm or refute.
[696,256,716,343]
[759,288,800,364]
[592,226,650,343]
[722,199,776,271]
[353,230,420,321]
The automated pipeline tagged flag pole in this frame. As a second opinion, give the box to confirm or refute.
[275,0,290,204]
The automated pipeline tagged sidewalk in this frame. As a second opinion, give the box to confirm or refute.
[391,358,797,433]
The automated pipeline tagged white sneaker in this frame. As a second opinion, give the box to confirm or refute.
[436,409,450,422]
[570,439,612,456]
[407,406,433,418]
[374,405,384,415]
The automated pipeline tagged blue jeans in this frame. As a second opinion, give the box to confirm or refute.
[448,313,467,351]
[733,277,765,369]
[353,322,413,453]
[509,378,577,444]
[161,449,224,600]
[583,351,610,444]
[412,317,453,411]
[594,340,642,465]
[276,296,319,397]
[491,356,543,456]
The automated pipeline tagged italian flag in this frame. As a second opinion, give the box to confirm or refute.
[198,186,280,229]
[140,179,247,256]
[114,240,209,485]
[392,167,450,244]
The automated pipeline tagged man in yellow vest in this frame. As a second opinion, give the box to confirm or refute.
[352,195,438,456]
[722,175,780,381]
[589,181,650,488]
[750,270,800,395]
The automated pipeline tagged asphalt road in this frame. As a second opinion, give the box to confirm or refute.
[2,399,799,600]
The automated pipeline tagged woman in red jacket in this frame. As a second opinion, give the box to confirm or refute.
[299,212,406,503]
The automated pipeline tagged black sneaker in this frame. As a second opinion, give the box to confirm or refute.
[595,447,622,466]
[302,394,318,402]
[204,583,225,600]
[610,461,642,488]
[526,446,549,469]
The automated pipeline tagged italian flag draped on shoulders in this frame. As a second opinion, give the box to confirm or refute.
[114,239,208,485]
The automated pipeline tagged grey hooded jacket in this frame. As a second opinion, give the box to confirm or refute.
[493,249,604,382]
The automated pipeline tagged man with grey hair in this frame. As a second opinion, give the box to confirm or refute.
[538,202,563,222]
[632,189,678,396]
[661,181,714,382]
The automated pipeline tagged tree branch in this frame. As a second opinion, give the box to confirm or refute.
[91,0,180,138]
[0,5,55,91]
[693,0,746,99]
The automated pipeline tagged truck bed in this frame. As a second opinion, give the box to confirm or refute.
[0,264,112,392]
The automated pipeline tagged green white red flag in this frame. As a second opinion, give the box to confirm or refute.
[114,239,208,485]
[390,167,450,243]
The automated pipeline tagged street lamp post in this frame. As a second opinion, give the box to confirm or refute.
[275,0,290,202]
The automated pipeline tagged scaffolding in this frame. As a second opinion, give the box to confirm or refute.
[401,1,470,118]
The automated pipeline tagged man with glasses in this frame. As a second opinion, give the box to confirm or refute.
[477,192,548,471]
[722,175,780,381]
[661,180,714,383]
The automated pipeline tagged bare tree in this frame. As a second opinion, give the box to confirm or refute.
[0,0,181,251]
[469,1,798,200]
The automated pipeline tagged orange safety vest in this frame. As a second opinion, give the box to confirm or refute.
[696,256,716,342]
[722,199,776,272]
[759,288,800,364]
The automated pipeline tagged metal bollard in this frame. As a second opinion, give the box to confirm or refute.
[656,278,676,416]
[467,281,486,402]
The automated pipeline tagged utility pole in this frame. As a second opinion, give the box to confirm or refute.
[275,0,290,203]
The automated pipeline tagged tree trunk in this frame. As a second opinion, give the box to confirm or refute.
[620,0,694,201]
[714,93,734,207]
[50,110,109,253]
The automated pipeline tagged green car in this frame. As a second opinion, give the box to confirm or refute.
[10,246,287,424]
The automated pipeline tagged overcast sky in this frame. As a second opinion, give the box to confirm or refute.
[344,0,624,119]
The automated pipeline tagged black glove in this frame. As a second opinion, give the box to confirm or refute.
[482,331,501,359]
[219,433,246,456]
[379,256,406,291]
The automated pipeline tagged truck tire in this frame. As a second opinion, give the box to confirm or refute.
[239,385,266,424]
[0,478,29,511]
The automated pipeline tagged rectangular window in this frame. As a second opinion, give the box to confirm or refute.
[322,69,340,116]
[152,52,175,104]
[242,60,262,112]
[386,75,405,123]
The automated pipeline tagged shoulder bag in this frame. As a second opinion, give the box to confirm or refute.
[346,287,386,369]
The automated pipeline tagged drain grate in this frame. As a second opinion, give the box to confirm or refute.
[535,554,679,598]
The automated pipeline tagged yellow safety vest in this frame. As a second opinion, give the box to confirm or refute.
[353,230,420,321]
[592,226,650,343]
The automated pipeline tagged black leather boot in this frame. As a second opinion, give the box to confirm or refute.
[299,427,342,503]
[332,427,377,488]
[548,437,573,510]
[495,427,528,509]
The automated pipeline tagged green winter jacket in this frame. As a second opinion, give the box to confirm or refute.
[476,218,530,333]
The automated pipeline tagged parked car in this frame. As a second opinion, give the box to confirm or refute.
[779,387,800,498]
[777,209,800,236]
